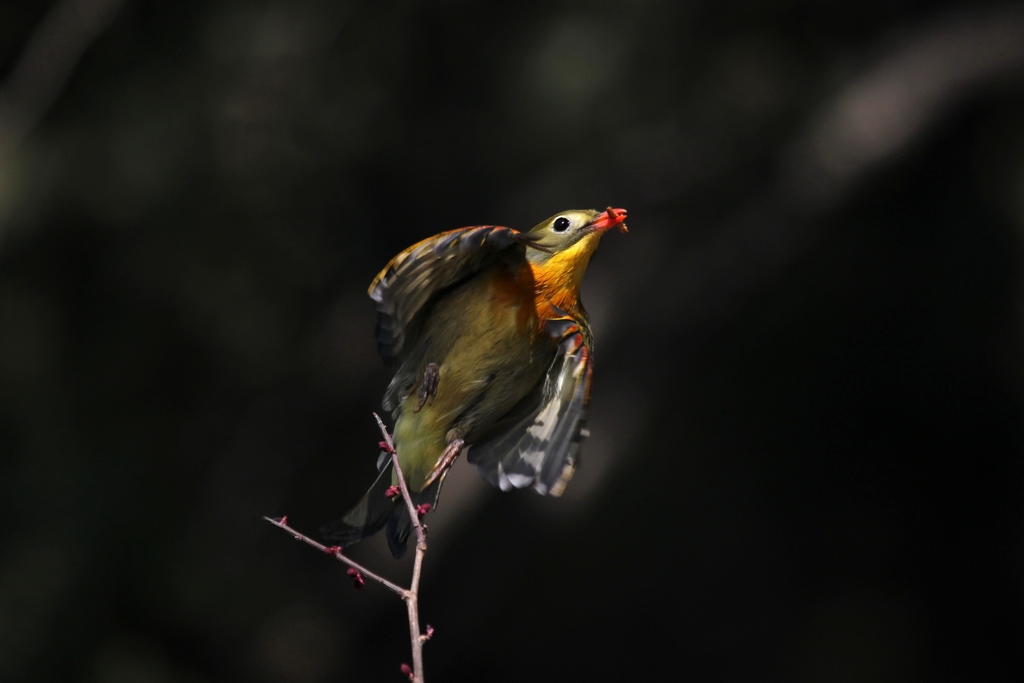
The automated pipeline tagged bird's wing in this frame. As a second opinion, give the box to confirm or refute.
[467,314,593,496]
[369,225,536,364]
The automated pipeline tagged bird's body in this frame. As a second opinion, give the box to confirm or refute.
[323,207,627,557]
[390,264,549,488]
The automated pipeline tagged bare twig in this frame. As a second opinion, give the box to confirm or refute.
[374,412,428,682]
[262,516,406,597]
[266,414,437,683]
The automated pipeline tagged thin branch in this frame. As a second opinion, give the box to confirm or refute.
[267,413,438,683]
[374,412,428,683]
[262,515,406,597]
[374,412,427,547]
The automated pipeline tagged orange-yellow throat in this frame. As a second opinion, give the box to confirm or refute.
[529,230,603,318]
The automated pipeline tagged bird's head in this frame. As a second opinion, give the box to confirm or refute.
[524,207,627,264]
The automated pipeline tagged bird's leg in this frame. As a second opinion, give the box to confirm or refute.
[425,436,464,486]
[412,363,440,413]
[437,437,464,474]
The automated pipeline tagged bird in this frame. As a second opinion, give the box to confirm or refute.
[322,206,627,558]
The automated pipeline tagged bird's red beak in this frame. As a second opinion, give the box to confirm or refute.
[588,207,628,233]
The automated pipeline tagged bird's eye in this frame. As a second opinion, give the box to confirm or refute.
[553,217,571,232]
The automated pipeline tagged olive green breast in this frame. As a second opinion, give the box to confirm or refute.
[392,265,554,490]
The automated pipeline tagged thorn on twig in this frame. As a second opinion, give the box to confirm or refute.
[385,485,401,499]
[419,624,434,643]
[415,503,432,519]
[323,545,342,555]
[346,567,365,590]
[400,663,414,680]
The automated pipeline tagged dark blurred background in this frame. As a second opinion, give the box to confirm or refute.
[2,0,1023,681]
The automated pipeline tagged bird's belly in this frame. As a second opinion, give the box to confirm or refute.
[393,268,552,487]
[420,269,550,427]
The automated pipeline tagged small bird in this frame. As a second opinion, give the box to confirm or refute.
[322,207,627,557]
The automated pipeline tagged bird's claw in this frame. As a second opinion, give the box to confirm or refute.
[546,316,583,346]
[413,363,440,413]
[437,437,464,473]
[424,437,464,487]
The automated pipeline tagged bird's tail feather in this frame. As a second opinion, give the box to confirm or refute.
[385,477,441,559]
[321,460,445,560]
[321,463,394,548]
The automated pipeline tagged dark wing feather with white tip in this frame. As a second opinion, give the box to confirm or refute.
[468,317,594,496]
[369,225,535,365]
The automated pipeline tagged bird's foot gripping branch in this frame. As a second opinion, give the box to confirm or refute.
[265,413,436,683]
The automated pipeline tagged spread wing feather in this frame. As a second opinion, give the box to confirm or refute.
[369,225,534,365]
[467,319,593,496]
